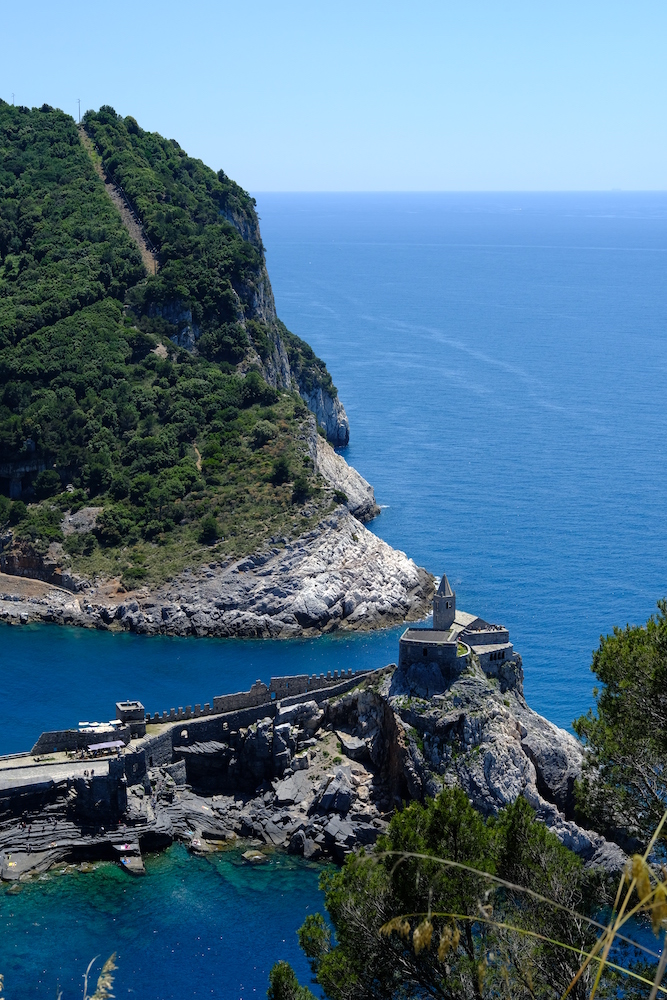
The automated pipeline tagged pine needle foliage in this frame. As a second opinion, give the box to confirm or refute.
[574,599,667,850]
[267,962,316,1000]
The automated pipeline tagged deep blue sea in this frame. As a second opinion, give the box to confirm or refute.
[2,192,667,996]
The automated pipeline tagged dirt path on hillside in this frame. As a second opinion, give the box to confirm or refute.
[78,126,159,276]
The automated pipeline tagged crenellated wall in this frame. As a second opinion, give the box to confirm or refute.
[145,668,368,724]
[25,668,375,762]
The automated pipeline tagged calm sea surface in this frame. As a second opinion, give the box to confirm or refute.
[2,193,667,996]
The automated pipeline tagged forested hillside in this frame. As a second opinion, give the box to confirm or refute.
[0,101,343,588]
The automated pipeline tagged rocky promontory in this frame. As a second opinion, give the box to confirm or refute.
[0,509,433,637]
[0,415,431,636]
[0,654,625,882]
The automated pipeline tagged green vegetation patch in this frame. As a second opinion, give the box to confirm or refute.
[274,789,626,1000]
[0,299,335,581]
[0,102,344,587]
[0,102,144,348]
[82,107,336,395]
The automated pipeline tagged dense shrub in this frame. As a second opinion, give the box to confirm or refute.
[271,456,290,485]
[198,514,219,544]
[291,473,311,504]
[251,420,278,449]
[33,469,61,498]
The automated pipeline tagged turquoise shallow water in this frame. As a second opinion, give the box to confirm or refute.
[0,845,326,998]
[3,192,667,996]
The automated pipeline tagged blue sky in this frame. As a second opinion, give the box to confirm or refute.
[2,1,665,190]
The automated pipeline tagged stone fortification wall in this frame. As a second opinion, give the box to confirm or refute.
[0,774,64,810]
[269,669,362,699]
[463,627,509,645]
[31,724,132,756]
[145,668,369,724]
[279,668,390,708]
[141,728,174,769]
[398,632,458,673]
[25,668,380,788]
[123,670,386,784]
[213,680,272,715]
[0,756,127,819]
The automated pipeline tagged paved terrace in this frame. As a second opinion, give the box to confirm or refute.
[0,753,111,790]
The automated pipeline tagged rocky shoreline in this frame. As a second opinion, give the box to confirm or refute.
[0,507,434,637]
[0,424,435,638]
[0,655,626,884]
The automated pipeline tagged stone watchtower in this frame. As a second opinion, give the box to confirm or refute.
[433,574,456,630]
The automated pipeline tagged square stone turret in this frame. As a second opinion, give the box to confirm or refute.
[116,701,145,723]
[433,574,455,629]
[115,701,146,738]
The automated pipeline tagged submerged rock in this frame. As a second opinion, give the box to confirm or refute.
[242,849,267,863]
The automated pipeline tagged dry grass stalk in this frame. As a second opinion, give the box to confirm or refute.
[380,810,667,999]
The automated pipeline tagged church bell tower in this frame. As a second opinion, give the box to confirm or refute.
[433,574,456,630]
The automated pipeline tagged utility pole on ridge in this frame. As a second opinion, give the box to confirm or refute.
[78,99,80,124]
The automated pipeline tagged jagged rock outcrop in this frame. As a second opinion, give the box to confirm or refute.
[0,661,626,879]
[308,426,379,522]
[0,534,85,594]
[378,659,626,871]
[219,203,263,251]
[302,385,349,446]
[256,327,293,390]
[147,301,204,351]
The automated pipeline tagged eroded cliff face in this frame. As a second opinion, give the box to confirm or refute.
[153,201,351,447]
[301,386,350,446]
[307,419,379,521]
[380,660,625,871]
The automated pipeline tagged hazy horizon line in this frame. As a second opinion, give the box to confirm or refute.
[251,189,667,195]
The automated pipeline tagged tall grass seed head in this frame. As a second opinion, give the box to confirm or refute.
[652,882,667,935]
[437,923,461,962]
[413,919,433,955]
[380,916,411,940]
[629,854,652,904]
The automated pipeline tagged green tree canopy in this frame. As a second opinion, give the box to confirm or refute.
[574,599,667,850]
[276,789,624,1000]
[0,102,340,585]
